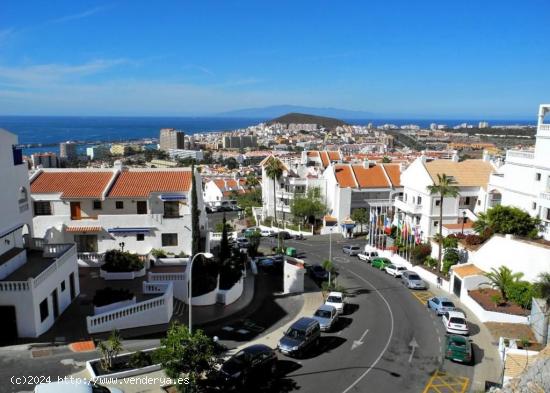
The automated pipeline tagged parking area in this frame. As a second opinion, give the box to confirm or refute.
[422,370,470,393]
[411,289,435,305]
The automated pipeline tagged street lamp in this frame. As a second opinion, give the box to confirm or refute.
[461,211,467,234]
[118,242,125,252]
[188,252,214,334]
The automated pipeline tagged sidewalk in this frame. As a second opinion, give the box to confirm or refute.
[429,285,502,391]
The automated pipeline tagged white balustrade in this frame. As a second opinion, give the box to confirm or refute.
[143,281,171,294]
[0,280,31,292]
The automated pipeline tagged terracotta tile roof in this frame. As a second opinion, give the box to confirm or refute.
[505,352,539,379]
[334,165,357,188]
[108,170,192,198]
[443,222,474,230]
[452,264,485,278]
[327,151,341,161]
[425,160,494,188]
[31,171,113,198]
[352,165,390,188]
[320,151,330,168]
[324,215,337,222]
[307,151,319,157]
[66,226,102,233]
[382,164,401,187]
[260,155,289,171]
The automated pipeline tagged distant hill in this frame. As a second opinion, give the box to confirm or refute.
[267,112,347,129]
[215,105,372,119]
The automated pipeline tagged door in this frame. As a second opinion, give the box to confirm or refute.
[74,234,98,252]
[137,201,147,214]
[70,202,81,220]
[0,306,17,344]
[453,277,462,297]
[69,273,76,300]
[51,289,59,319]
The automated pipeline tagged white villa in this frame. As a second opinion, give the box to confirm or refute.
[0,129,80,340]
[487,104,550,240]
[203,177,256,205]
[30,164,207,263]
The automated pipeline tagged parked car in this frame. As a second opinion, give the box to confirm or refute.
[235,237,250,248]
[243,227,260,237]
[342,245,361,256]
[312,304,338,332]
[277,317,320,357]
[294,233,305,240]
[205,206,214,214]
[309,265,329,281]
[371,257,392,270]
[444,334,473,364]
[385,264,407,277]
[357,250,378,262]
[401,271,427,290]
[325,291,345,314]
[427,297,456,315]
[218,344,278,390]
[277,231,292,240]
[255,257,275,268]
[442,311,469,335]
[35,381,123,393]
[260,229,274,237]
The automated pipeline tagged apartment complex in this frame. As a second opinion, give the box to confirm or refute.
[222,135,258,149]
[203,177,256,204]
[0,129,79,340]
[487,104,550,239]
[159,128,185,151]
[59,141,77,160]
[30,164,207,260]
[31,152,59,168]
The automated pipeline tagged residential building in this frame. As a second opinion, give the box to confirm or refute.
[222,135,258,149]
[59,141,78,160]
[203,177,256,204]
[31,152,59,168]
[395,153,495,240]
[0,129,79,340]
[110,143,142,156]
[86,145,111,160]
[487,104,550,239]
[30,164,207,261]
[167,149,204,161]
[159,128,185,151]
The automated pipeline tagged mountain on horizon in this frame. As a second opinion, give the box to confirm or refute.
[267,112,347,129]
[214,105,372,119]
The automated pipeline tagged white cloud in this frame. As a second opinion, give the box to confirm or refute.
[47,6,111,24]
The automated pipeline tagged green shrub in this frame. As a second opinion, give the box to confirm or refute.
[102,250,144,272]
[506,281,535,309]
[93,287,134,307]
[490,294,503,306]
[411,243,432,265]
[424,257,438,269]
[151,248,167,258]
[128,351,153,369]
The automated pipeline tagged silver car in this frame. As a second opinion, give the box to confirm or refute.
[401,271,427,290]
[312,304,338,332]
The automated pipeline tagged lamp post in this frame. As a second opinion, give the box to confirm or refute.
[461,211,467,234]
[118,242,125,252]
[188,252,214,334]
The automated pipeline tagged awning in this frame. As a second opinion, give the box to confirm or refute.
[159,194,187,201]
[107,227,153,234]
[66,226,102,233]
[341,223,356,229]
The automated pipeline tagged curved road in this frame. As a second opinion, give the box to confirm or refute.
[276,236,474,393]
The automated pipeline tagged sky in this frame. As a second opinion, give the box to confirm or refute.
[0,0,549,118]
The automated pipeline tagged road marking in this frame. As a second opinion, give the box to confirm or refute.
[408,337,418,363]
[422,370,470,393]
[351,328,369,350]
[341,268,395,393]
[411,290,434,305]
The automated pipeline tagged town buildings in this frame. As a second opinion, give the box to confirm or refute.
[31,152,59,168]
[159,128,185,151]
[0,129,79,339]
[59,141,78,161]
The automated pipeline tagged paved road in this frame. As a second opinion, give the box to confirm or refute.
[271,235,475,393]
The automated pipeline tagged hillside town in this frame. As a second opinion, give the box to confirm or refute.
[0,106,549,393]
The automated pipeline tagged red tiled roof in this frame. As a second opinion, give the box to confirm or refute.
[320,151,330,168]
[66,226,102,233]
[352,165,389,188]
[382,164,401,187]
[443,222,474,230]
[307,151,319,157]
[327,151,341,161]
[31,171,113,198]
[334,165,357,188]
[108,170,192,198]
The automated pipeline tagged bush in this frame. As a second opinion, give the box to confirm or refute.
[507,281,535,309]
[151,248,167,258]
[102,250,144,272]
[424,257,438,269]
[128,351,153,369]
[464,234,483,245]
[411,243,432,265]
[93,287,134,307]
[442,236,458,249]
[451,233,466,240]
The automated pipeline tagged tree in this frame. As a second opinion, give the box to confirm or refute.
[218,214,231,263]
[535,272,550,307]
[245,173,260,188]
[155,322,219,392]
[482,266,524,301]
[351,208,369,232]
[290,187,327,225]
[224,157,238,170]
[98,330,123,371]
[427,173,459,271]
[474,205,540,239]
[322,259,335,286]
[264,157,285,226]
[191,165,201,256]
[381,156,392,163]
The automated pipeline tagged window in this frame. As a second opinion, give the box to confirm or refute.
[136,233,145,241]
[477,199,481,206]
[433,221,439,227]
[412,196,416,204]
[93,200,102,210]
[39,299,49,322]
[535,173,541,181]
[34,201,52,215]
[12,145,23,165]
[532,202,537,210]
[547,209,550,221]
[162,233,178,246]
[435,200,441,207]
[61,280,66,291]
[417,196,422,205]
[464,197,471,205]
[163,201,180,218]
[115,201,124,209]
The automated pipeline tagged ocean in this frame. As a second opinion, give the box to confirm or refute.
[0,115,534,155]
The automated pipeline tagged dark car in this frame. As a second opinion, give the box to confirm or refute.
[277,317,320,357]
[218,344,277,390]
[309,265,328,281]
[277,231,292,240]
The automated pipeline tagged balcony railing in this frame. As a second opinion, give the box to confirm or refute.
[540,192,550,201]
[394,198,423,214]
[539,124,550,132]
[506,150,535,160]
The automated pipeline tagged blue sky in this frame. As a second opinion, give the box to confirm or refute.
[0,0,549,117]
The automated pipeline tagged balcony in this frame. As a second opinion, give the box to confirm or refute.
[505,149,535,165]
[539,124,550,132]
[394,198,423,214]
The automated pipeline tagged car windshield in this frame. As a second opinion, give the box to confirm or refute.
[450,317,466,325]
[397,266,406,271]
[388,264,395,269]
[327,296,342,303]
[285,328,305,339]
[351,246,360,250]
[315,309,332,318]
[313,266,323,271]
[442,302,454,308]
[409,274,421,280]
[451,339,467,347]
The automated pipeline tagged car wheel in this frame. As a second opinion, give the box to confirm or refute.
[426,301,430,309]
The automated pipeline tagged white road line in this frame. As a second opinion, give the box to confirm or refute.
[341,268,395,393]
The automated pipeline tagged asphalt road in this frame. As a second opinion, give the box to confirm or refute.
[269,235,476,393]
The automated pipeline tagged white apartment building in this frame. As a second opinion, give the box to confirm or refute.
[30,164,207,263]
[487,104,550,239]
[0,129,79,340]
[203,177,255,204]
[395,153,496,240]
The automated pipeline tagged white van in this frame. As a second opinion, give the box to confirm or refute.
[35,381,123,393]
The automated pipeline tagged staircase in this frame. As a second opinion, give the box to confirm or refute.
[172,298,187,319]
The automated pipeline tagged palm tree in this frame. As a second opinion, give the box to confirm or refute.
[427,173,459,271]
[482,266,524,301]
[322,259,335,286]
[245,173,260,188]
[536,272,550,307]
[264,157,285,226]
